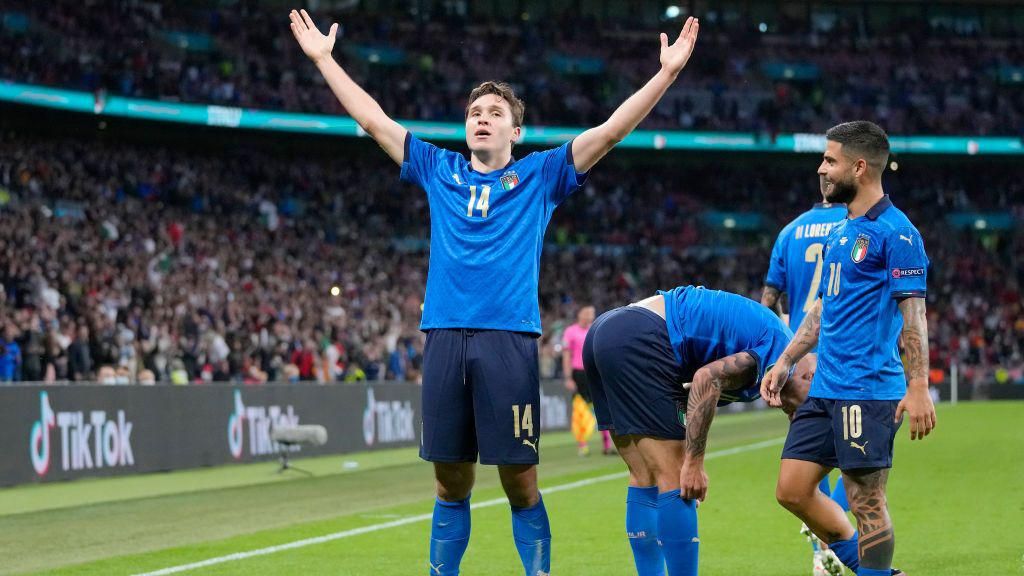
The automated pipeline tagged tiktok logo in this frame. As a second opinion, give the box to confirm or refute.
[30,392,56,476]
[363,387,415,448]
[228,390,246,459]
[227,390,300,458]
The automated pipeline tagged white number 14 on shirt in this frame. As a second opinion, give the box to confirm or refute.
[467,185,491,218]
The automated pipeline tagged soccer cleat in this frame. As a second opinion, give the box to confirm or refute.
[812,552,829,576]
[891,570,906,575]
[819,549,844,576]
[800,523,821,552]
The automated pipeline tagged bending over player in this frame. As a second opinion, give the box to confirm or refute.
[582,285,813,576]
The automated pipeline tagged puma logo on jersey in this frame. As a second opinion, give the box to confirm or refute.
[899,234,913,245]
[452,173,462,185]
[850,440,869,456]
[522,438,538,453]
[839,236,849,246]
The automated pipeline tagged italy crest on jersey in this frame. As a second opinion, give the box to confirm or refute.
[500,171,520,191]
[851,234,870,263]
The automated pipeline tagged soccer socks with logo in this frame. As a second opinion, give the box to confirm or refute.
[830,475,850,511]
[829,531,859,572]
[511,495,551,576]
[626,486,665,576]
[656,490,699,576]
[429,496,471,575]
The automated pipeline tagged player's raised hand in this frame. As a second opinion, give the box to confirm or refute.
[680,459,708,501]
[895,386,937,440]
[760,358,790,408]
[289,9,338,64]
[659,16,700,76]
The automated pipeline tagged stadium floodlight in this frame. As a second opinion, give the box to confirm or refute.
[269,424,328,475]
[665,6,681,19]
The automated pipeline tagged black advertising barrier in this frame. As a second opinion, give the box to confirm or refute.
[0,380,573,487]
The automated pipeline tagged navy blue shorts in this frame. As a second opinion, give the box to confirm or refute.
[782,397,903,470]
[420,329,540,465]
[582,306,686,439]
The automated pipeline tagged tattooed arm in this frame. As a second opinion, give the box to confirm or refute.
[760,285,785,317]
[895,297,936,439]
[761,298,822,407]
[680,351,759,500]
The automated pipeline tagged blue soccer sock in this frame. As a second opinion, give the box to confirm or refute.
[831,475,850,512]
[818,476,832,497]
[511,495,551,576]
[429,496,471,575]
[857,569,891,576]
[656,490,699,576]
[829,531,859,572]
[626,486,665,576]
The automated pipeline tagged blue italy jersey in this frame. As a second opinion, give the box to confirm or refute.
[659,285,794,404]
[765,203,847,331]
[400,134,586,333]
[812,195,929,400]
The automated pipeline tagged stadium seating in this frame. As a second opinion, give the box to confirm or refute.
[0,133,1019,386]
[1,1,1023,135]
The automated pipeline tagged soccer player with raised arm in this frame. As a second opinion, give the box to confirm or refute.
[288,10,699,576]
[762,176,849,576]
[762,121,935,576]
[582,285,816,575]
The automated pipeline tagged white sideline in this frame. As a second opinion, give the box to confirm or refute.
[132,436,784,576]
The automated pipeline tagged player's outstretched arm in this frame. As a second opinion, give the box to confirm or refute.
[570,17,699,173]
[680,351,758,501]
[895,297,936,440]
[761,298,821,406]
[289,9,406,165]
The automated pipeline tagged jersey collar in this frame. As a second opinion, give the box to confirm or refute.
[864,194,893,221]
[467,155,516,175]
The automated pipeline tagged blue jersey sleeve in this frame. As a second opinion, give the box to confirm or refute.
[540,140,588,205]
[765,228,788,291]
[886,225,929,298]
[399,133,444,191]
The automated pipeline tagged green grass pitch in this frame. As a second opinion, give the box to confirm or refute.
[1,402,1020,575]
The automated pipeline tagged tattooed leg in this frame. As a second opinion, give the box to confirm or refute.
[843,468,894,569]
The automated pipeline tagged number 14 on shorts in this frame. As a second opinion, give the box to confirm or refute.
[513,404,535,438]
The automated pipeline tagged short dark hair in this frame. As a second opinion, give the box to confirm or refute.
[825,121,890,172]
[465,81,525,127]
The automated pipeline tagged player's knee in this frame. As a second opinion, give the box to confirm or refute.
[775,483,811,512]
[435,463,475,501]
[502,477,539,508]
[498,464,539,508]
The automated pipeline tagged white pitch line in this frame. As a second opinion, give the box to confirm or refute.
[132,436,784,576]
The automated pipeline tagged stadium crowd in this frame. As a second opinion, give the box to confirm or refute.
[0,134,1020,388]
[2,1,1024,136]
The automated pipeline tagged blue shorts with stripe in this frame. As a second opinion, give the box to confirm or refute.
[420,329,541,466]
[582,306,686,440]
[782,397,903,470]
